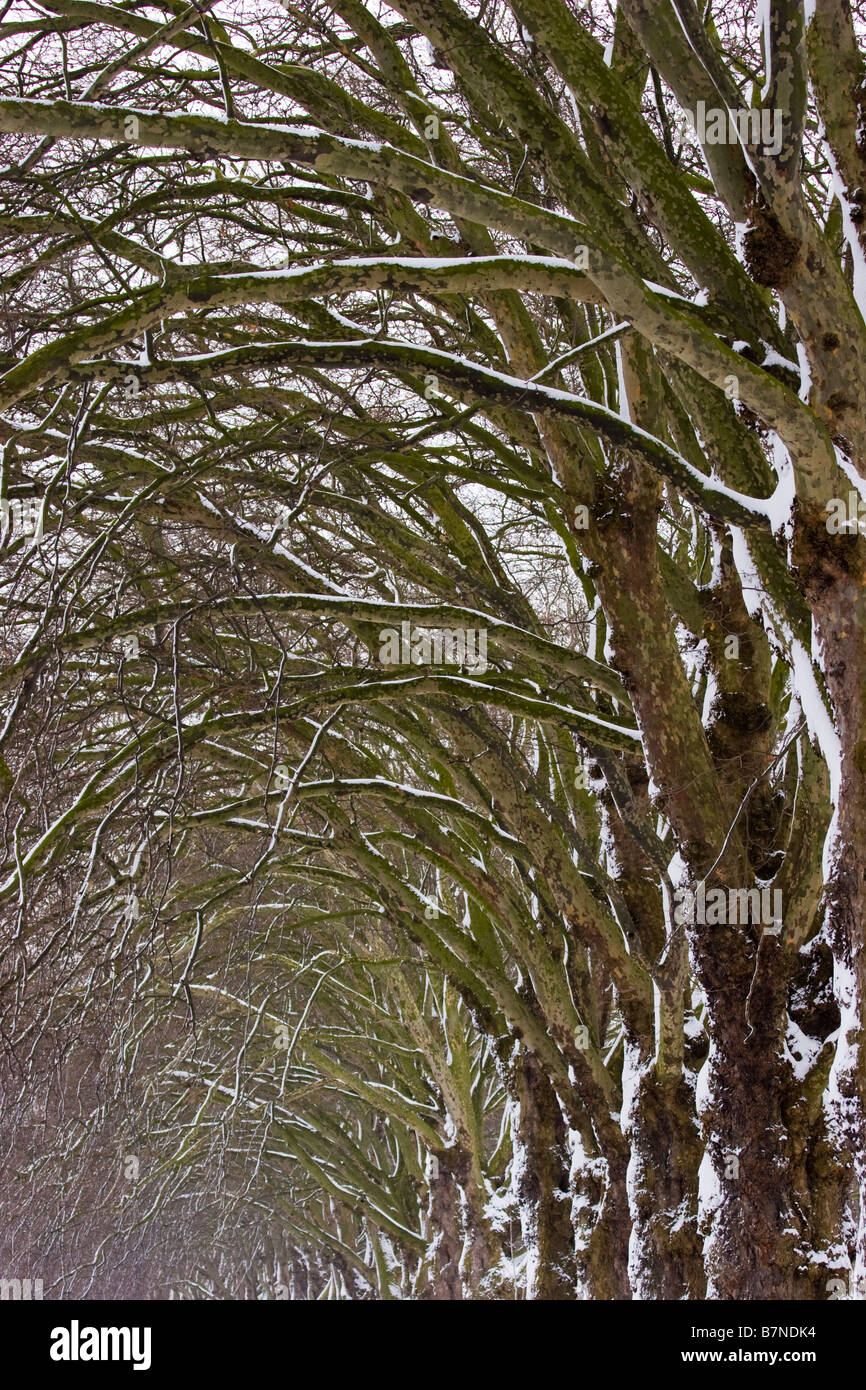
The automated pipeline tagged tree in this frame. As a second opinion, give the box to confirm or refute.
[0,0,864,1301]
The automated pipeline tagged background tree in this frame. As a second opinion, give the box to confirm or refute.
[0,0,864,1300]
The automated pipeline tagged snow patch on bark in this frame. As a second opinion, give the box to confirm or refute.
[784,1017,826,1081]
[827,159,866,326]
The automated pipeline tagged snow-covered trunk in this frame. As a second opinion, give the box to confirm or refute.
[459,1159,504,1299]
[623,1046,705,1299]
[802,556,866,1295]
[423,1143,502,1299]
[569,1140,631,1299]
[586,343,723,1297]
[693,936,797,1298]
[512,1050,576,1298]
[423,1152,465,1299]
[787,1062,853,1300]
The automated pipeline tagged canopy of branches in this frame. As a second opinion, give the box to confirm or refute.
[0,0,865,1302]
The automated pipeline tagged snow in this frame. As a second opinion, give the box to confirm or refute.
[239,253,580,281]
[784,1018,826,1081]
[829,162,866,326]
[700,653,718,726]
[761,348,799,374]
[695,1050,714,1119]
[642,279,688,301]
[615,338,631,424]
[729,521,843,867]
[733,220,748,265]
[825,959,864,1300]
[762,434,796,534]
[666,850,689,891]
[697,1148,724,1220]
[619,1038,645,1126]
[835,446,866,501]
[757,0,773,103]
[795,341,812,404]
